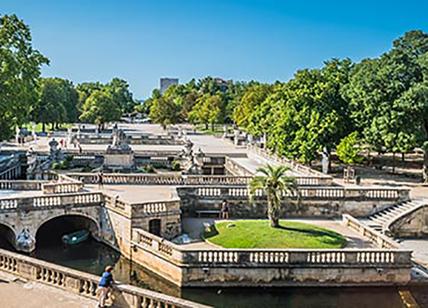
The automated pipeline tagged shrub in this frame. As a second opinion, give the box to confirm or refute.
[336,132,363,165]
[171,160,181,171]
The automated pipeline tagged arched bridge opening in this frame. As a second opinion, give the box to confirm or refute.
[36,214,99,249]
[0,223,16,251]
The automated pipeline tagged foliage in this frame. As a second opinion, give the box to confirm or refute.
[106,78,137,113]
[171,160,181,171]
[188,94,222,129]
[204,220,346,249]
[79,90,121,127]
[137,164,155,173]
[249,165,298,228]
[0,14,49,140]
[32,78,78,131]
[336,132,363,165]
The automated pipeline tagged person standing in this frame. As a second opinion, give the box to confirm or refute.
[97,265,114,308]
[97,171,104,188]
[220,199,230,220]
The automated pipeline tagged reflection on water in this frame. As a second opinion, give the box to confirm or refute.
[1,236,425,308]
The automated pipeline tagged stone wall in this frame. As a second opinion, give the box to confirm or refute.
[178,186,410,218]
[389,205,428,238]
[131,229,412,287]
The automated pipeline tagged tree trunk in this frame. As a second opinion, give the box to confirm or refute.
[269,215,279,228]
[267,198,280,228]
[423,149,428,183]
[42,122,45,133]
[205,123,208,130]
[401,153,405,162]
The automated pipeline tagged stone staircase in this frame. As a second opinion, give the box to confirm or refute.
[365,199,427,233]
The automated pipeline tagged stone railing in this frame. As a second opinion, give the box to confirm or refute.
[42,173,84,194]
[0,162,21,180]
[342,214,399,249]
[104,193,181,219]
[247,144,332,178]
[131,200,182,218]
[0,180,46,191]
[0,248,210,308]
[133,228,412,267]
[193,186,410,202]
[67,172,334,187]
[0,192,103,212]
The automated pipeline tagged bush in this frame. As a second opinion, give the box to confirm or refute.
[336,132,363,165]
[171,160,181,171]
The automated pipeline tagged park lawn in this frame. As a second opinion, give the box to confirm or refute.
[22,122,73,133]
[204,220,347,249]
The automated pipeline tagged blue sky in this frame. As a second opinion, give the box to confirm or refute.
[2,0,428,98]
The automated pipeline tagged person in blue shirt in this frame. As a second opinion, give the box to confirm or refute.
[97,265,114,308]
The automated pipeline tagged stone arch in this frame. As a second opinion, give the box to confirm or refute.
[0,222,17,250]
[35,213,100,248]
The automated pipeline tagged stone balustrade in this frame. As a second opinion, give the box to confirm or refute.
[247,144,332,178]
[194,186,410,201]
[0,163,21,180]
[66,172,335,187]
[0,180,45,191]
[131,200,181,217]
[0,192,103,212]
[132,228,411,267]
[342,214,399,249]
[0,248,210,308]
[42,173,84,194]
[104,194,181,219]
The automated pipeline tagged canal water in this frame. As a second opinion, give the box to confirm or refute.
[1,235,426,307]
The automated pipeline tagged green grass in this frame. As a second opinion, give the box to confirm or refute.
[22,122,73,133]
[204,220,347,249]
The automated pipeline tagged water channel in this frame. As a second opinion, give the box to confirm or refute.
[0,233,427,307]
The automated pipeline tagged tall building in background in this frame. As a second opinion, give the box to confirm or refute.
[160,78,179,94]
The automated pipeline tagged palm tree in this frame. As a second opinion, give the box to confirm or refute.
[249,165,298,228]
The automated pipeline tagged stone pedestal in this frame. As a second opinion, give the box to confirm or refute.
[104,152,134,170]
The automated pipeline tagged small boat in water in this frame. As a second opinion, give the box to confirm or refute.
[62,230,90,245]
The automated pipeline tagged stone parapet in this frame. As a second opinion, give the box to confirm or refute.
[66,172,336,187]
[0,180,45,191]
[0,247,210,308]
[131,228,412,287]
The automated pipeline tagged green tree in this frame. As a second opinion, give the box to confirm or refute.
[249,165,298,228]
[79,90,121,129]
[149,97,180,129]
[33,78,67,131]
[233,83,272,129]
[189,94,222,129]
[76,82,104,113]
[0,14,48,139]
[336,132,363,165]
[33,78,79,131]
[106,78,136,113]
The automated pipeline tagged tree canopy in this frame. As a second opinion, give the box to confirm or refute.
[0,14,48,139]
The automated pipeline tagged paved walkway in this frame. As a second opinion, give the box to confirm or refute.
[400,239,428,266]
[87,184,178,203]
[0,272,97,308]
[0,190,42,199]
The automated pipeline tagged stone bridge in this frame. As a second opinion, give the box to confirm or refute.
[0,178,182,254]
[0,192,106,252]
